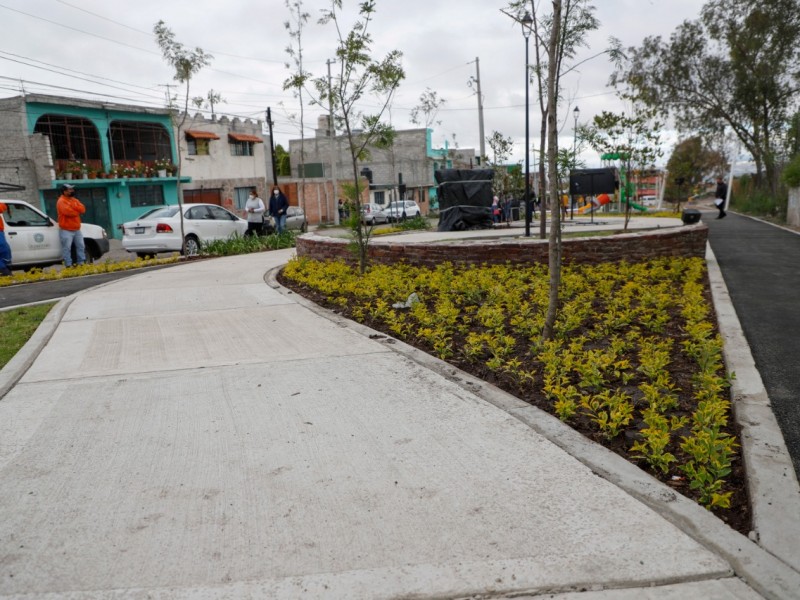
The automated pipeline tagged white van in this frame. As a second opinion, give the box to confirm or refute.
[2,199,109,269]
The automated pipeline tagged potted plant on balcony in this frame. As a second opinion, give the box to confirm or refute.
[66,161,86,179]
[155,158,173,177]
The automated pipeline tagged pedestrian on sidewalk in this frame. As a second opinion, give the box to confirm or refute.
[715,177,728,219]
[492,196,501,224]
[0,201,12,276]
[244,188,265,237]
[269,186,290,234]
[56,184,86,267]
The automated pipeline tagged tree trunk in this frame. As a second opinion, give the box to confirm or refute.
[541,0,563,342]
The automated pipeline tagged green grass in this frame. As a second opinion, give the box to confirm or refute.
[0,303,56,369]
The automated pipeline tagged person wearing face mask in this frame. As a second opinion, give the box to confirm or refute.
[268,186,290,234]
[56,184,86,267]
[243,188,265,237]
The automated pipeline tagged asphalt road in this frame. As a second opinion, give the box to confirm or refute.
[0,264,177,309]
[706,210,800,480]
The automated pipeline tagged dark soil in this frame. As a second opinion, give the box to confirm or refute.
[277,270,752,536]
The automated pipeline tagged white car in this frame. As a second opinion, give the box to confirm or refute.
[361,202,389,225]
[384,200,421,222]
[122,203,248,257]
[2,199,109,269]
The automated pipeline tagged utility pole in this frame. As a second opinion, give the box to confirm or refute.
[327,59,340,225]
[266,108,278,186]
[475,57,486,164]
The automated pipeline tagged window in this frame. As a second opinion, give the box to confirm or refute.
[130,185,165,208]
[228,132,262,156]
[373,191,385,203]
[187,138,210,156]
[297,163,324,177]
[207,205,236,221]
[109,120,171,162]
[233,187,251,210]
[185,130,218,156]
[230,141,254,156]
[186,205,210,220]
[34,114,102,171]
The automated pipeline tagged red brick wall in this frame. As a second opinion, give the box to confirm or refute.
[296,223,708,267]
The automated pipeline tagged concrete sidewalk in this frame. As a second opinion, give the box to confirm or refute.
[0,243,798,598]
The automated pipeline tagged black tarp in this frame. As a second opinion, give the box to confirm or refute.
[437,205,494,231]
[435,169,494,209]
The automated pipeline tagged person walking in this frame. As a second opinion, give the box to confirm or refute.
[268,186,290,234]
[244,188,265,237]
[0,201,12,276]
[56,184,86,267]
[491,196,501,224]
[714,177,728,219]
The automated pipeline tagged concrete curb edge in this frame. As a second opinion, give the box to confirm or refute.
[0,296,73,401]
[706,242,800,571]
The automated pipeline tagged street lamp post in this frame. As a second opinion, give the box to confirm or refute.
[521,12,533,237]
[571,105,579,220]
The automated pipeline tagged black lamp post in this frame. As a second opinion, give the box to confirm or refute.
[571,105,579,220]
[521,12,533,237]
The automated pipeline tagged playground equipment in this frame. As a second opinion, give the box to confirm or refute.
[599,152,649,214]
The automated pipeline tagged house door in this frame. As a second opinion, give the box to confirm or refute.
[43,187,111,233]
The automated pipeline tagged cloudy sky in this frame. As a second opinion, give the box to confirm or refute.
[1,0,706,166]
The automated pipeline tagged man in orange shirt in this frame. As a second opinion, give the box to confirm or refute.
[56,184,86,267]
[0,201,11,276]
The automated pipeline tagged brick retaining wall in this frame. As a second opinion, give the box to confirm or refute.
[296,223,708,268]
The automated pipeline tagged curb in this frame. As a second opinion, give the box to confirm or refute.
[706,243,800,571]
[267,265,800,600]
[0,296,73,400]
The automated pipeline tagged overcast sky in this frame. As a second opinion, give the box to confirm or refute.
[1,0,706,166]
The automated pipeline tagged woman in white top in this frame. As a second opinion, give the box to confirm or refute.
[244,188,266,236]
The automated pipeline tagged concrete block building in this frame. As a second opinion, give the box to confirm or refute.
[0,94,182,238]
[0,94,271,238]
[177,112,270,217]
[286,116,475,224]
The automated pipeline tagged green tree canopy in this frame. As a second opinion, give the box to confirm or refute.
[611,0,800,193]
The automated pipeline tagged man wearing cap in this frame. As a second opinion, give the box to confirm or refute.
[0,200,12,276]
[56,184,86,267]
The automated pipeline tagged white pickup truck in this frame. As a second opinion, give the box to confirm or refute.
[1,199,110,269]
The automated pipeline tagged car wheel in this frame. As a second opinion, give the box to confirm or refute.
[183,235,200,256]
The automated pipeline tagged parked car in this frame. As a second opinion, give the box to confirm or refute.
[1,199,109,269]
[285,205,308,232]
[361,202,389,225]
[121,203,248,257]
[262,205,308,234]
[384,200,421,222]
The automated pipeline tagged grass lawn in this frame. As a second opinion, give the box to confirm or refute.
[0,303,56,369]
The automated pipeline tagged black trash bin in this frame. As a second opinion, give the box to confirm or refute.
[681,208,701,225]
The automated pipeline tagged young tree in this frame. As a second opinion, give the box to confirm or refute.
[314,0,405,273]
[580,107,663,228]
[410,88,446,129]
[507,0,600,239]
[541,0,564,341]
[191,89,224,120]
[154,21,212,255]
[486,130,516,199]
[611,0,800,195]
[283,0,311,218]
